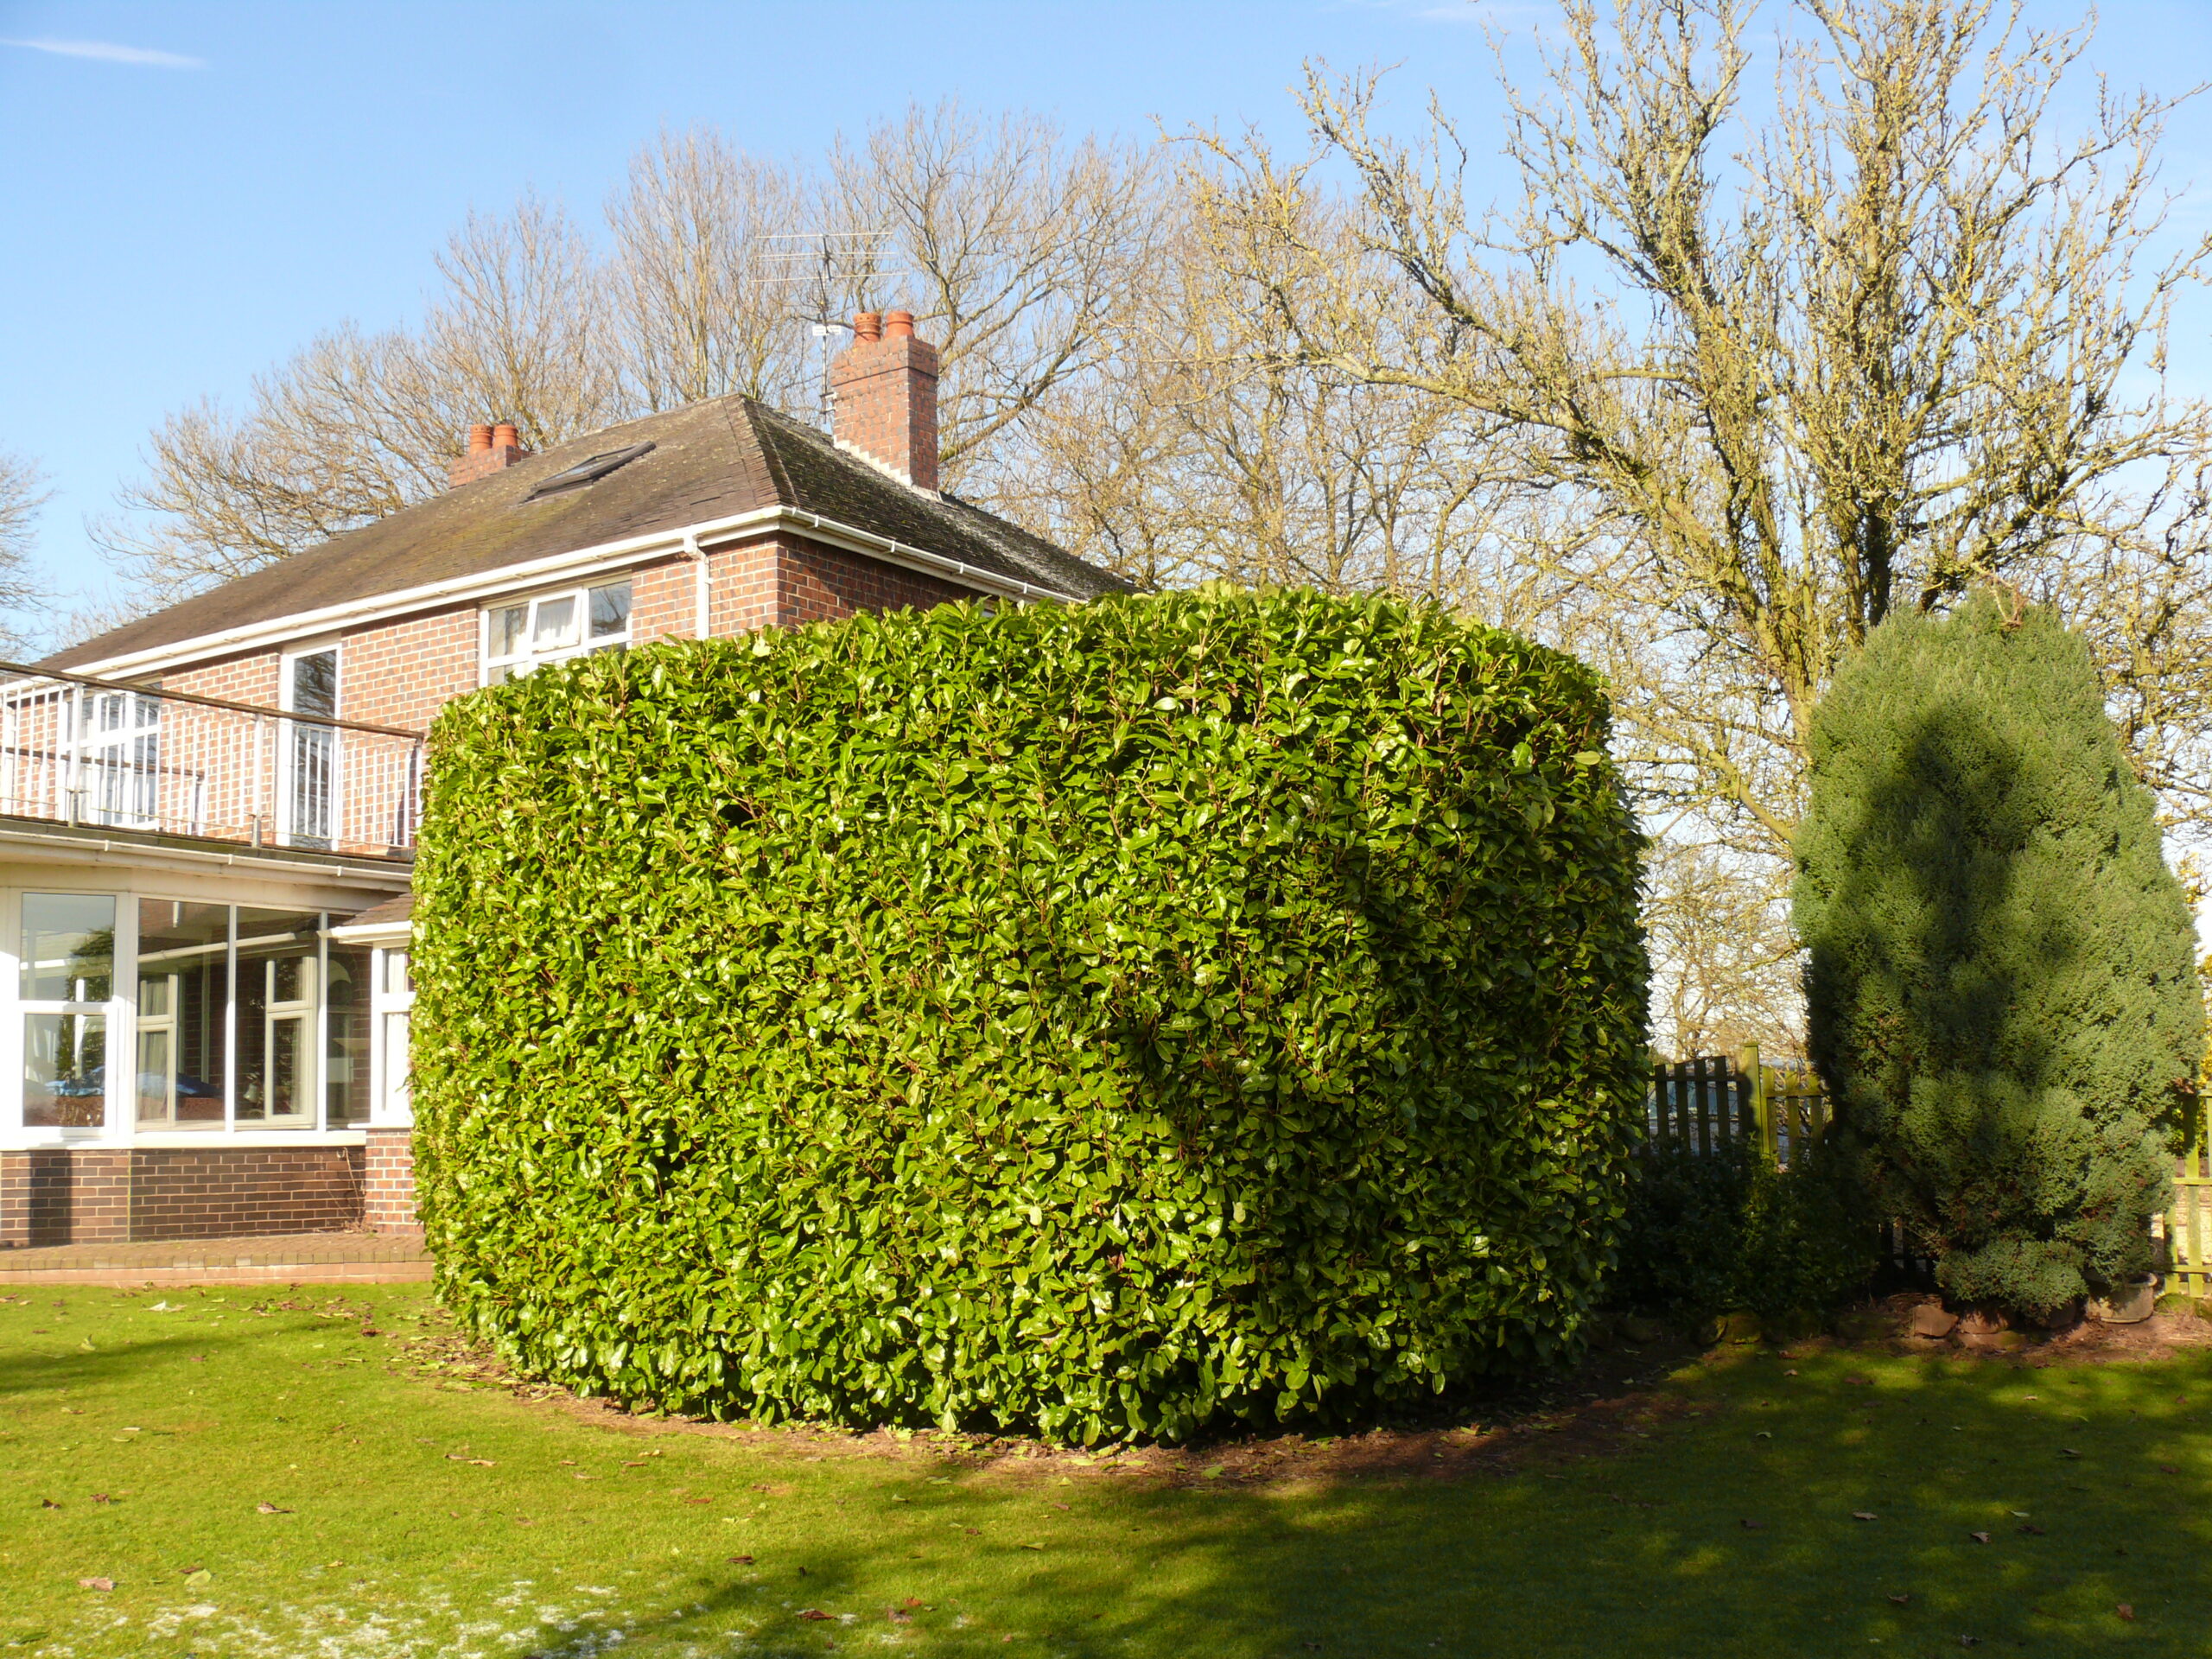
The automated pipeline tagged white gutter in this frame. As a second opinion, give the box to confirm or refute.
[328,918,414,945]
[0,823,411,885]
[58,506,1088,682]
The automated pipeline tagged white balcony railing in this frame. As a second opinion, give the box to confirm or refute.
[0,663,424,861]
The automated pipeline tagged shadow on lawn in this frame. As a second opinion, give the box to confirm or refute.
[492,1349,2212,1659]
[11,1297,2212,1656]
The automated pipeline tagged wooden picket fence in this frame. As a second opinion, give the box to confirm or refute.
[1649,1049,2212,1299]
[2158,1111,2212,1300]
[1645,1045,1829,1169]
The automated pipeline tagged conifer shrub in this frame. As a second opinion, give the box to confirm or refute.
[1611,1141,1874,1325]
[1793,594,2202,1318]
[410,589,1648,1441]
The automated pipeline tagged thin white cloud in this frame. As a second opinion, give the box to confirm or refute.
[0,37,204,68]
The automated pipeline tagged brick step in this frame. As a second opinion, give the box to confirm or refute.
[0,1230,430,1287]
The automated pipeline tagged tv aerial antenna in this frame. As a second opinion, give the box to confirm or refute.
[760,229,910,426]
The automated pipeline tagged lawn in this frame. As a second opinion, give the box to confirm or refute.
[3,1286,2209,1657]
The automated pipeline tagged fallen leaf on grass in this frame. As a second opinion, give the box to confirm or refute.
[798,1609,836,1621]
[445,1456,494,1466]
[88,1494,111,1505]
[2018,1523,2047,1535]
[39,1498,60,1510]
[1969,1531,1992,1544]
[1051,1503,1071,1511]
[2059,1448,2080,1459]
[1853,1512,1878,1522]
[1202,1465,1225,1479]
[2158,1464,2180,1475]
[1887,1594,1911,1605]
[1844,1375,1871,1385]
[681,1497,712,1506]
[183,1570,212,1586]
[1739,1519,1765,1530]
[256,1502,293,1515]
[77,1578,113,1592]
[2117,1605,2136,1621]
[728,1555,754,1566]
[889,1606,914,1624]
[1019,1542,1045,1551]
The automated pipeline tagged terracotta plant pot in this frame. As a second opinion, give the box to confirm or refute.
[2088,1275,2158,1325]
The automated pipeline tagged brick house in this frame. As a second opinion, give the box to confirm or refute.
[0,312,1128,1248]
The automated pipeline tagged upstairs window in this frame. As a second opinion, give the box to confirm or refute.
[482,578,632,684]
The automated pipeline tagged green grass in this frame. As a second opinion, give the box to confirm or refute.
[3,1286,2210,1657]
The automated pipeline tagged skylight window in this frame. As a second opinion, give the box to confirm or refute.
[523,442,655,500]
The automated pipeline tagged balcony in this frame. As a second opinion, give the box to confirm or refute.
[0,663,424,862]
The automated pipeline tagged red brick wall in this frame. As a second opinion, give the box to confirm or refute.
[338,605,479,731]
[128,1148,365,1241]
[363,1127,418,1233]
[0,1151,131,1247]
[161,654,286,843]
[165,651,283,709]
[0,1148,365,1247]
[776,537,972,627]
[627,542,786,645]
[627,553,697,646]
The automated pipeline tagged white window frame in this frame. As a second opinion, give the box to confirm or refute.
[480,577,633,685]
[66,683,162,831]
[128,902,234,1135]
[234,916,320,1128]
[369,945,415,1128]
[5,888,134,1141]
[277,639,342,849]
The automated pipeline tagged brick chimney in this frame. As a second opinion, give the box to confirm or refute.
[448,421,528,488]
[830,310,939,491]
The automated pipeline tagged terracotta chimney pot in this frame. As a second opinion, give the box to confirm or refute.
[884,309,916,339]
[448,419,531,489]
[852,311,883,343]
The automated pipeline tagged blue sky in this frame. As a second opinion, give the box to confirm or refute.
[5,0,2212,641]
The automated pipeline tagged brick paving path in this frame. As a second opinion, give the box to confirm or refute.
[0,1230,430,1287]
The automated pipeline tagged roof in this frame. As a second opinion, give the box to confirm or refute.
[48,397,1132,671]
[337,891,415,931]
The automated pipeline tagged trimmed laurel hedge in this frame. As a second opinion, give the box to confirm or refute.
[411,589,1648,1441]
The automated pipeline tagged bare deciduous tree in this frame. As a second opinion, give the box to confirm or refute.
[1642,836,1808,1058]
[1192,0,2212,856]
[0,448,49,648]
[836,102,1163,489]
[607,129,817,411]
[98,195,622,606]
[999,171,1526,603]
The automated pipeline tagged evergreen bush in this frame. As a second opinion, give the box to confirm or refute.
[1611,1141,1874,1324]
[411,589,1649,1441]
[1793,594,2202,1317]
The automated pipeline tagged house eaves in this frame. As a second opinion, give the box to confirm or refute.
[50,505,1087,683]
